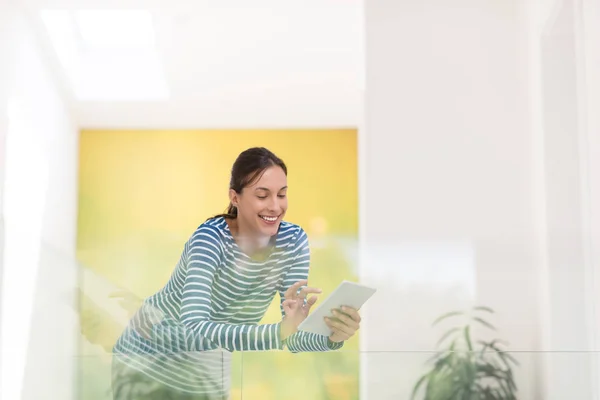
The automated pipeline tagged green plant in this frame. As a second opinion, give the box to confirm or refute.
[411,306,519,400]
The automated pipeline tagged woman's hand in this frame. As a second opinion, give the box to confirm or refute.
[281,279,321,340]
[325,306,361,343]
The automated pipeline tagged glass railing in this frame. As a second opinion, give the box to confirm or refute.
[72,350,600,399]
[1,231,597,399]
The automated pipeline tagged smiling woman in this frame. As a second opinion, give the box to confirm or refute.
[110,147,361,399]
[213,147,289,242]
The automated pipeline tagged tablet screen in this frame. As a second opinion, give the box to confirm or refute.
[297,280,376,336]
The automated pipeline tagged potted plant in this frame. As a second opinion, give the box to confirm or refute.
[411,306,519,400]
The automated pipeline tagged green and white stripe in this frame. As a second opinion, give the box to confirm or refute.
[113,217,342,394]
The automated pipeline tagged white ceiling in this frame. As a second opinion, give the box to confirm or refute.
[23,0,364,128]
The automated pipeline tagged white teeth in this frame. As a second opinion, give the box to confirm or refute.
[260,215,277,222]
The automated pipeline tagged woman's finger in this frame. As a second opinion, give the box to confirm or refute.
[332,310,360,330]
[340,306,362,323]
[325,316,355,336]
[283,299,298,309]
[297,286,322,300]
[284,280,308,299]
[282,299,297,314]
[306,295,318,308]
[325,320,351,341]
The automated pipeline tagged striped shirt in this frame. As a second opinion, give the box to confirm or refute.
[112,217,343,394]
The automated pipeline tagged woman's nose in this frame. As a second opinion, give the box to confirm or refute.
[267,196,281,212]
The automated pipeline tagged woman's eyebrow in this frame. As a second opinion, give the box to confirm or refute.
[254,186,288,191]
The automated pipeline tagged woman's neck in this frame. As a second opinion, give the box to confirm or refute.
[226,217,272,259]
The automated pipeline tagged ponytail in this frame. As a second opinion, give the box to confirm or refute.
[224,203,238,218]
[208,202,238,221]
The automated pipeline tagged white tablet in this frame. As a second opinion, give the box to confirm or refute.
[297,280,376,336]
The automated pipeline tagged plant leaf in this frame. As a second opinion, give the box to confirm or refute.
[479,385,502,400]
[410,373,429,400]
[496,349,520,367]
[423,309,518,399]
[433,352,455,371]
[499,376,513,398]
[478,340,493,358]
[472,316,496,330]
[488,342,520,366]
[435,327,461,348]
[450,339,457,352]
[432,311,463,326]
[425,351,442,365]
[464,325,473,352]
[447,384,464,400]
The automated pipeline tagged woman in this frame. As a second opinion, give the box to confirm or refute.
[111,147,362,399]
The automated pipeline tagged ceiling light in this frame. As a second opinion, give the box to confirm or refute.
[74,10,156,49]
[40,9,169,101]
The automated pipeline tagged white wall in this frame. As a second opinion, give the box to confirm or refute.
[363,0,540,398]
[363,0,600,399]
[0,1,10,392]
[536,0,596,398]
[533,0,600,398]
[0,3,79,400]
[580,0,600,392]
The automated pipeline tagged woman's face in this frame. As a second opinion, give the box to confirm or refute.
[230,165,288,238]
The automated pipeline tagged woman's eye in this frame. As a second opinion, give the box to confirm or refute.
[257,196,267,200]
[277,195,286,198]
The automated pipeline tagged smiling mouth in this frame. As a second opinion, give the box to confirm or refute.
[259,215,279,223]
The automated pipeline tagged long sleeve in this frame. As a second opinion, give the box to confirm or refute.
[279,228,344,352]
[177,226,283,352]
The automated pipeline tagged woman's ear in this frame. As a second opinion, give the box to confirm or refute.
[229,188,239,207]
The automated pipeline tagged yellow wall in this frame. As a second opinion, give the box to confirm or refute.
[77,128,359,399]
